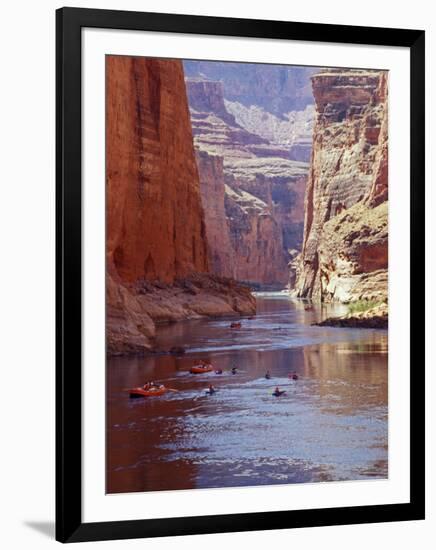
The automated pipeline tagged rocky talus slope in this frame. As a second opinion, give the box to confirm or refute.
[106,57,255,354]
[186,76,310,286]
[291,70,388,312]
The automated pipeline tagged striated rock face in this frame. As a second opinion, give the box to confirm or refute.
[195,148,291,285]
[195,150,234,277]
[224,183,288,285]
[106,57,255,354]
[185,75,310,287]
[316,201,388,303]
[106,56,208,284]
[292,70,388,304]
[186,79,238,126]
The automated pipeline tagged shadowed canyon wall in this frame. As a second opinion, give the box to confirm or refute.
[292,70,388,304]
[106,57,255,354]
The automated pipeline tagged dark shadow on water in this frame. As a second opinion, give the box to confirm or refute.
[24,521,54,539]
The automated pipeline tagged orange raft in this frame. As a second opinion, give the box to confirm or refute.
[190,365,213,374]
[128,386,167,398]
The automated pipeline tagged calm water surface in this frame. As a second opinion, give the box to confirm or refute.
[107,293,388,493]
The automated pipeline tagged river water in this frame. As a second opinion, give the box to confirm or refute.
[107,293,388,494]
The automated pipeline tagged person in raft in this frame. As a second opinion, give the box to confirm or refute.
[143,381,163,391]
[207,384,217,395]
[288,371,299,380]
[273,386,285,397]
[265,370,271,380]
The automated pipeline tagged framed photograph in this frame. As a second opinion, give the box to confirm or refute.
[56,7,425,543]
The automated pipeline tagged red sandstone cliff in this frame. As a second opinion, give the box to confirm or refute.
[292,70,388,304]
[106,57,255,354]
[107,57,208,284]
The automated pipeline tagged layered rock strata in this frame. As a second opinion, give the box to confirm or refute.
[186,76,310,286]
[225,102,315,162]
[224,183,288,285]
[292,70,388,306]
[184,61,318,115]
[106,56,255,354]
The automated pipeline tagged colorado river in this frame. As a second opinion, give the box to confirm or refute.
[107,293,388,493]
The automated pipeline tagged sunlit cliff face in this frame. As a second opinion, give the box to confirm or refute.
[292,70,388,304]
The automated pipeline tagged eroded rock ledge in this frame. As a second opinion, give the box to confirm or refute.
[315,303,388,329]
[107,273,256,355]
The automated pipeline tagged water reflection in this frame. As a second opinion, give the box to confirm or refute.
[107,293,388,493]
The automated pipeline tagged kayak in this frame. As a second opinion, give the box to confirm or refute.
[128,386,167,398]
[190,365,213,374]
[272,390,286,397]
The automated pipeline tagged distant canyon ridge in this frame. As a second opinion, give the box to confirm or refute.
[106,57,388,354]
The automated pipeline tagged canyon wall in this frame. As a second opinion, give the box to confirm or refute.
[106,56,209,284]
[106,57,255,354]
[185,72,311,287]
[195,150,235,277]
[292,70,388,304]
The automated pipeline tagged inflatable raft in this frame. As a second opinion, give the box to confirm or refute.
[190,365,213,374]
[128,386,167,398]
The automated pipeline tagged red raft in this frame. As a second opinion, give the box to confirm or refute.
[190,365,213,374]
[128,386,167,398]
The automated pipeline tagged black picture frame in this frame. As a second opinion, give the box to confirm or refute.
[56,6,425,543]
